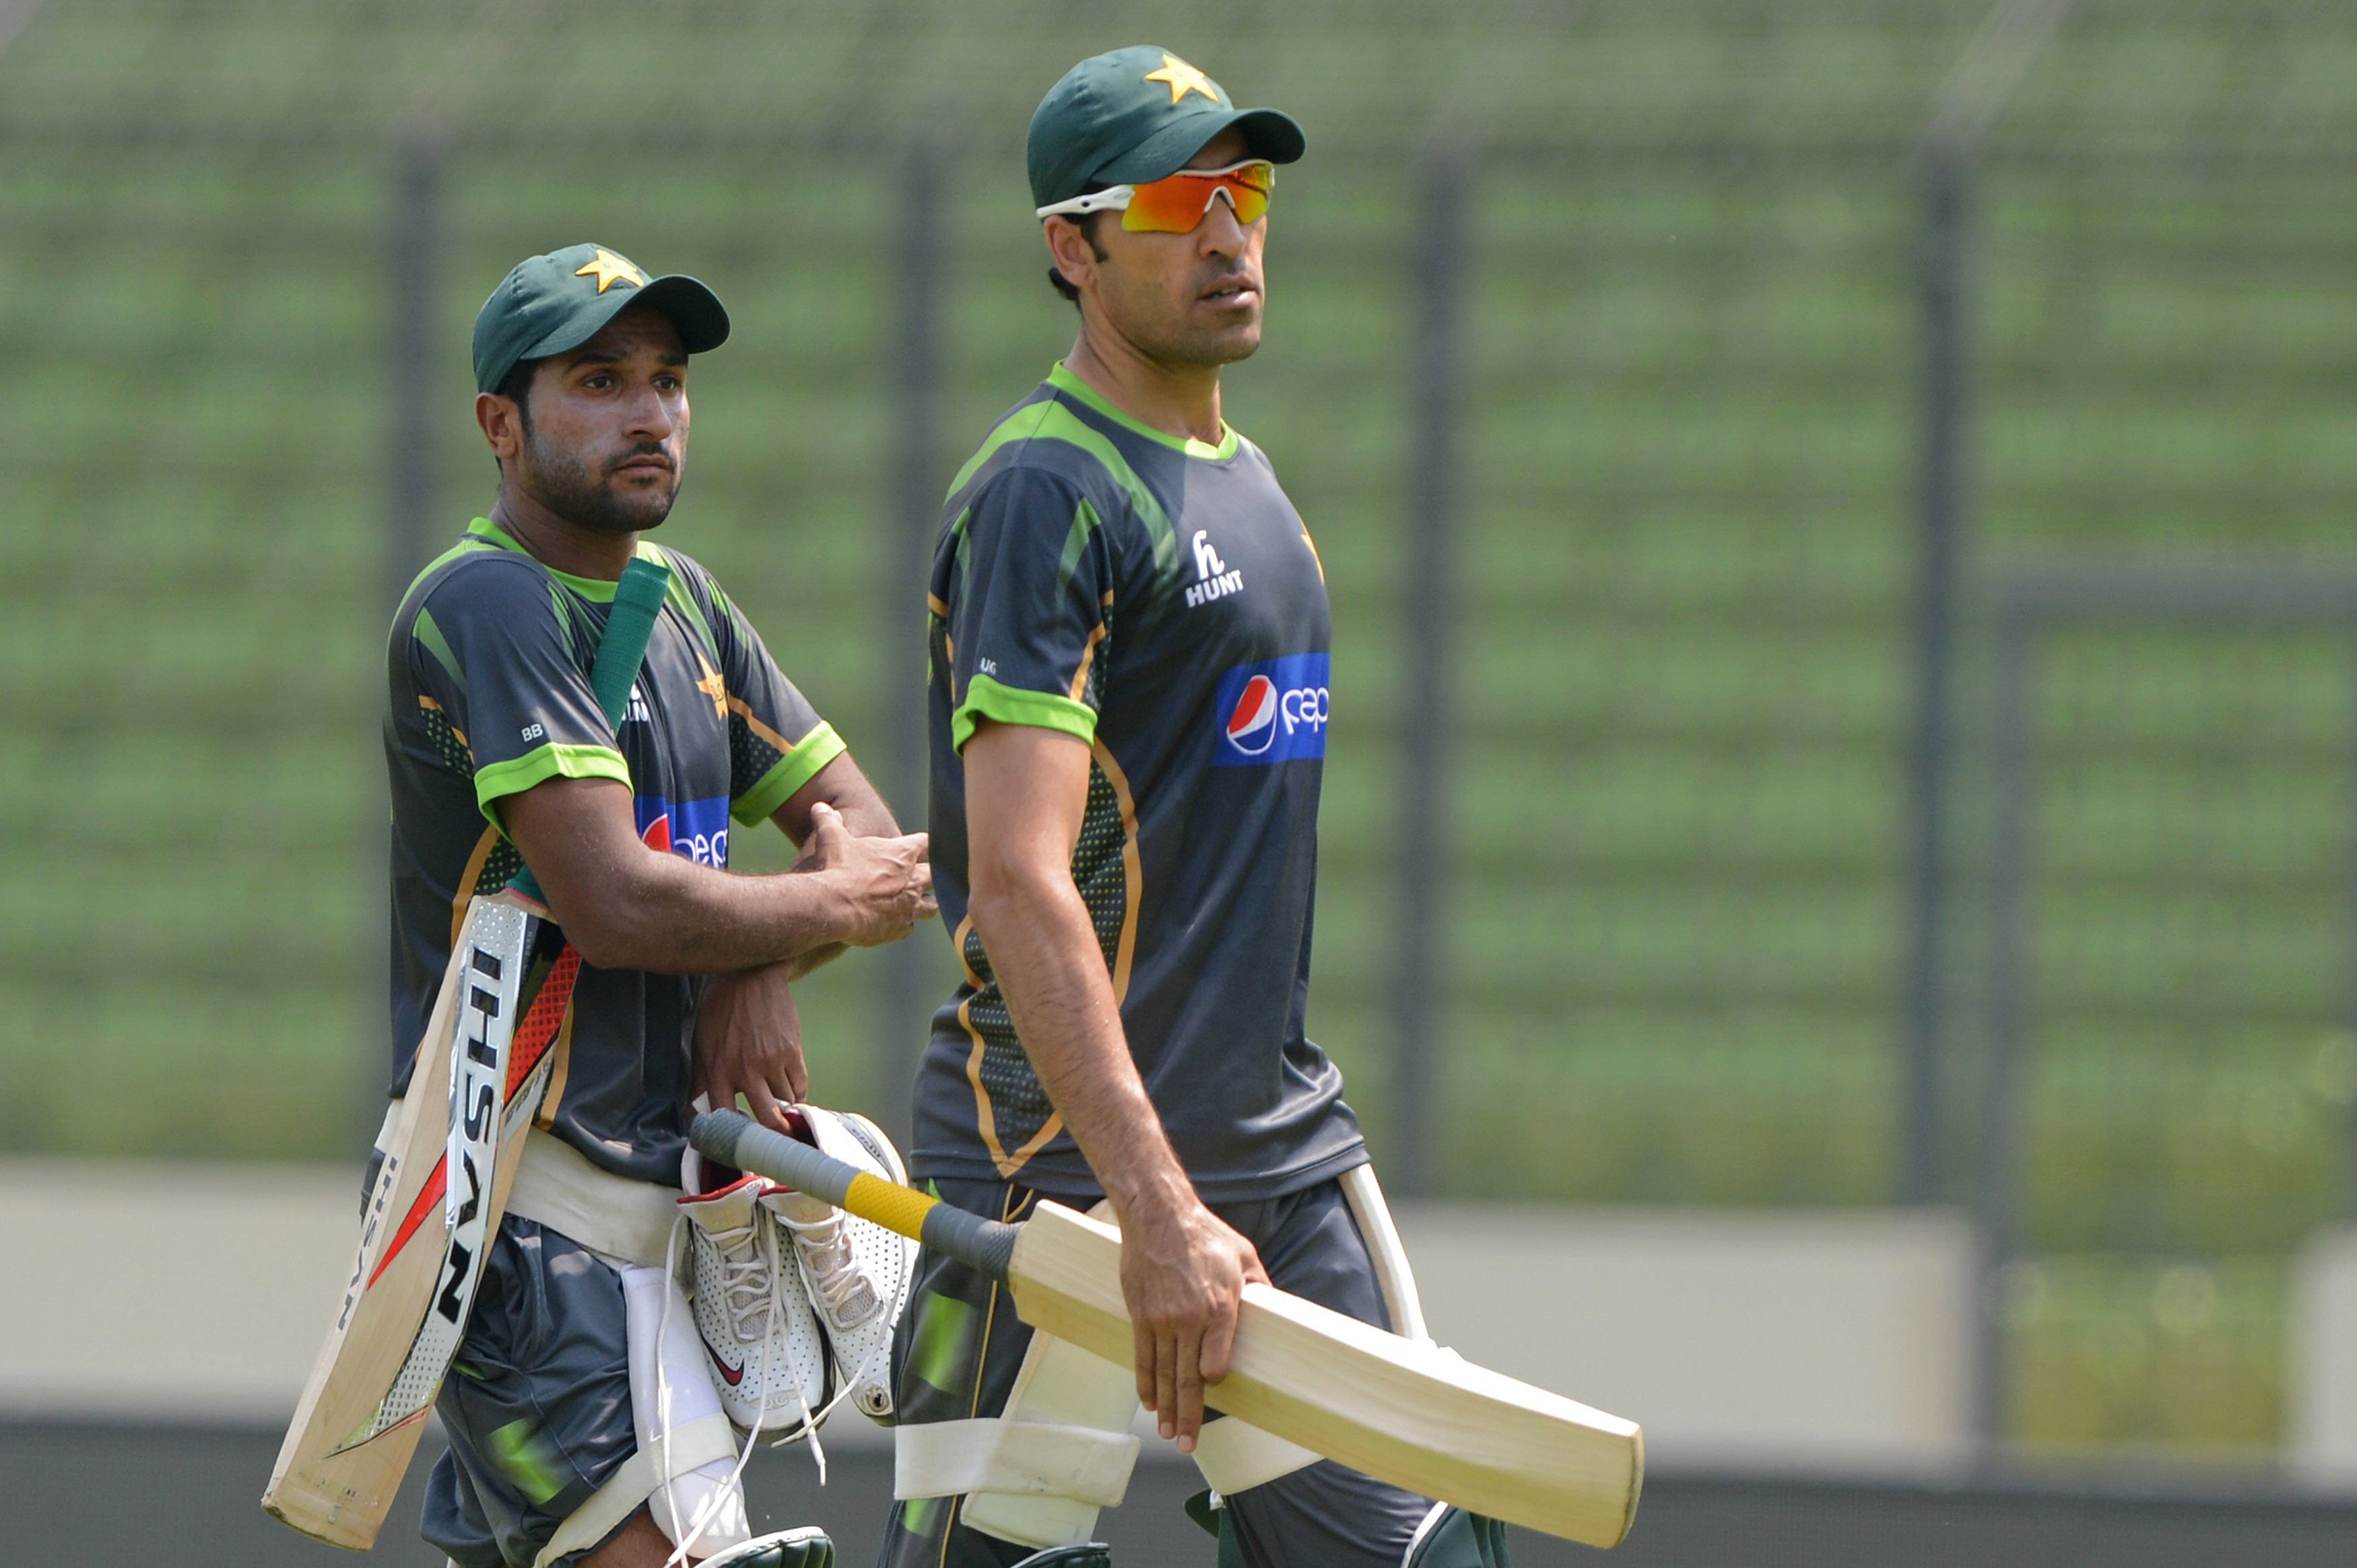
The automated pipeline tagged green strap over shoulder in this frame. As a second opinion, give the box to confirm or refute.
[506,556,672,899]
[591,557,673,730]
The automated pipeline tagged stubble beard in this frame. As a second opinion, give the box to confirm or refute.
[517,425,679,536]
[1165,309,1262,367]
[1105,265,1265,370]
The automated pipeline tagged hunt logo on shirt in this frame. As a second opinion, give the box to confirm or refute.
[1185,529,1244,609]
[636,794,732,866]
[1212,653,1329,766]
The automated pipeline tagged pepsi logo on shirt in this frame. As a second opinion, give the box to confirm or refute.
[1213,653,1330,766]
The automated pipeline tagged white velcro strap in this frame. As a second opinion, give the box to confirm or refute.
[1191,1414,1321,1497]
[506,1128,682,1268]
[894,1418,1140,1507]
[532,1412,737,1568]
[960,1299,1141,1549]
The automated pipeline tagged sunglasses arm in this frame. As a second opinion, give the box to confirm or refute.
[1036,186,1138,221]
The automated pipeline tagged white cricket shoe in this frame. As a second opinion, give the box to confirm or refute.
[677,1173,833,1435]
[761,1107,917,1420]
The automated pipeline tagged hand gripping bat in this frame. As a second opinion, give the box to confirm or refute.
[691,1108,1644,1548]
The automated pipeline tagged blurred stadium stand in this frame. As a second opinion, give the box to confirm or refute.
[3,0,2356,1526]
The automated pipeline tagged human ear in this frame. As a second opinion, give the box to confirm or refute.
[475,392,522,463]
[1044,216,1102,294]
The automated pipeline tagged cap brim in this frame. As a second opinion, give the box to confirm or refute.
[519,273,732,367]
[634,275,731,354]
[1095,105,1306,188]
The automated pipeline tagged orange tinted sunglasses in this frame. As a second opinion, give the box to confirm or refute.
[1035,160,1276,234]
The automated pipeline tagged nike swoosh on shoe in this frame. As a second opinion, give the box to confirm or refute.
[701,1332,746,1386]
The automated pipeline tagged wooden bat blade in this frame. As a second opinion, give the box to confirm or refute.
[260,922,474,1547]
[262,893,555,1549]
[1006,1202,1644,1548]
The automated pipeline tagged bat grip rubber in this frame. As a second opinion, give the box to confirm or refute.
[690,1109,1018,1283]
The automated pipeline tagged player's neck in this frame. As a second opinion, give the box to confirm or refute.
[1065,320,1224,446]
[490,489,637,582]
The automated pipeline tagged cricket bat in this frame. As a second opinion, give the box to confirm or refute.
[263,557,671,1549]
[692,1110,1645,1549]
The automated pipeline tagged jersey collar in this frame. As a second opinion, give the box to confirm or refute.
[1047,362,1240,463]
[465,516,663,603]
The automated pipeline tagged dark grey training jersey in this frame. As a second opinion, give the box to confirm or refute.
[385,516,844,1186]
[917,363,1367,1202]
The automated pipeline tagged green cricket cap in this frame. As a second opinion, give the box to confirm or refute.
[1028,46,1304,211]
[471,242,731,395]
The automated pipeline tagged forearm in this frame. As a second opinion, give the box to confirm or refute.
[775,752,902,844]
[503,776,930,974]
[778,942,847,982]
[762,759,902,981]
[564,855,855,974]
[959,715,1247,1451]
[973,873,1193,1223]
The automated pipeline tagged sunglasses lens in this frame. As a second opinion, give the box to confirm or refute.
[1121,162,1275,232]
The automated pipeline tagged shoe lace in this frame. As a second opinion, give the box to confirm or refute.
[660,1214,811,1568]
[712,1221,782,1341]
[777,1209,879,1326]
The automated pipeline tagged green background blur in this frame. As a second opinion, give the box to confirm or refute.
[3,0,2354,1460]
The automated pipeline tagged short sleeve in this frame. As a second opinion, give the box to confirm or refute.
[943,465,1115,753]
[409,558,631,829]
[703,577,846,825]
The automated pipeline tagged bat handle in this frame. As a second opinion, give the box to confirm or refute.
[690,1109,1018,1283]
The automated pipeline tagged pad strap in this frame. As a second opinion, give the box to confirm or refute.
[894,1418,1139,1507]
[505,1128,682,1268]
[531,1412,737,1568]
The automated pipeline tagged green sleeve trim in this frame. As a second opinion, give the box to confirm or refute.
[734,720,848,825]
[950,673,1098,754]
[473,742,632,827]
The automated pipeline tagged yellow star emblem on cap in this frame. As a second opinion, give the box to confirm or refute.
[1143,53,1218,106]
[575,248,647,294]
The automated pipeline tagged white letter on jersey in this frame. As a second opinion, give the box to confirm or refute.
[1192,530,1227,580]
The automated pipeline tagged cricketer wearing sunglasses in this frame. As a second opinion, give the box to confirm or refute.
[881,47,1511,1568]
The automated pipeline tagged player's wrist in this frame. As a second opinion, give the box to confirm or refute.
[785,864,861,947]
[1102,1157,1201,1231]
[827,870,877,947]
